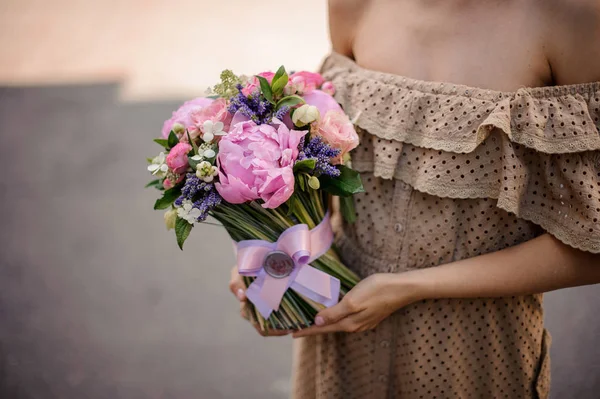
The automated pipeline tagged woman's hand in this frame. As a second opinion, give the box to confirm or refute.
[229,265,292,337]
[292,273,423,338]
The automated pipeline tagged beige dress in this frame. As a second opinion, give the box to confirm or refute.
[292,52,600,399]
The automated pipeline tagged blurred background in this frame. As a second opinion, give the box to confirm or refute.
[0,1,597,398]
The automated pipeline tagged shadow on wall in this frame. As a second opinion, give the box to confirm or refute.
[0,84,598,399]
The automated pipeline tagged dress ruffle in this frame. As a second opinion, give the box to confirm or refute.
[321,52,600,253]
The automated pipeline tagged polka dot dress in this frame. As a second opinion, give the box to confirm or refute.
[292,53,600,399]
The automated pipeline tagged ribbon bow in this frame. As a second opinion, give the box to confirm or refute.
[236,212,340,319]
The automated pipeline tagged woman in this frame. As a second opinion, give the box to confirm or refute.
[230,1,600,398]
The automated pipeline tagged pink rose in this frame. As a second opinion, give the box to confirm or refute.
[166,142,192,175]
[215,119,307,208]
[190,98,232,140]
[317,110,359,165]
[242,72,275,96]
[162,97,214,139]
[289,71,324,94]
[302,89,343,116]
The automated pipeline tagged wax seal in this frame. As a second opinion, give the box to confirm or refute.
[263,250,295,278]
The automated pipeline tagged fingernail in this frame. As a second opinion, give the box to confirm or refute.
[236,289,245,300]
[315,316,324,326]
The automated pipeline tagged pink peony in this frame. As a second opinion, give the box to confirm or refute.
[161,97,214,139]
[166,142,192,175]
[242,72,275,96]
[317,110,359,165]
[190,98,232,139]
[215,119,307,208]
[289,71,324,94]
[302,89,343,116]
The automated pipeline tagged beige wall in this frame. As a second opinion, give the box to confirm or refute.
[0,0,330,100]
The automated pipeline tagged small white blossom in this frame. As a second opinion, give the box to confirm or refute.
[190,143,217,163]
[147,152,169,177]
[177,200,202,225]
[202,148,216,159]
[196,161,219,182]
[202,120,226,143]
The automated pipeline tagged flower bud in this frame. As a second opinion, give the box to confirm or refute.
[308,175,320,190]
[321,81,336,96]
[164,208,178,230]
[292,104,320,127]
[171,123,185,135]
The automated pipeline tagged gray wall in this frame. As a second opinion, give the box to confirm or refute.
[0,84,598,399]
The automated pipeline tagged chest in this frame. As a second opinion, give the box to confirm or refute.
[350,0,553,91]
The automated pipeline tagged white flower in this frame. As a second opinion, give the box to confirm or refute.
[196,160,219,182]
[202,120,226,143]
[190,143,217,162]
[147,152,169,177]
[190,144,217,162]
[292,104,320,127]
[177,200,202,225]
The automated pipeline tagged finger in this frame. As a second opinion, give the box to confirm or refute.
[292,313,363,338]
[239,301,249,320]
[313,297,358,326]
[229,266,246,301]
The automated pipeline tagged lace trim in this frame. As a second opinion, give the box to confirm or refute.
[322,52,600,155]
[497,197,600,254]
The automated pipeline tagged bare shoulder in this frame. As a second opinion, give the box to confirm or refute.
[327,0,370,56]
[540,0,600,84]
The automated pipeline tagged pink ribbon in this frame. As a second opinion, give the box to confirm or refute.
[236,212,340,319]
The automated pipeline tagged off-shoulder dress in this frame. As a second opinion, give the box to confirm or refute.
[292,52,600,399]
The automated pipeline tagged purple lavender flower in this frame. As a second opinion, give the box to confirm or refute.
[175,173,222,222]
[297,136,341,177]
[228,84,274,124]
[274,105,290,121]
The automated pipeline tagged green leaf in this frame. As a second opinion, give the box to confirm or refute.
[154,186,182,210]
[293,158,316,173]
[168,130,179,148]
[271,66,289,96]
[147,157,154,163]
[319,165,364,197]
[339,195,357,223]
[186,130,199,154]
[275,95,305,111]
[297,174,306,191]
[257,76,274,103]
[145,179,161,188]
[188,154,201,170]
[286,193,301,217]
[175,217,193,250]
[153,138,169,148]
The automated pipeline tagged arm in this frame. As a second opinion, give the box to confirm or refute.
[414,233,600,300]
[327,0,368,57]
[293,234,600,337]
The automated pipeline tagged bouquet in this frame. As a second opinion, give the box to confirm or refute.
[146,66,363,332]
